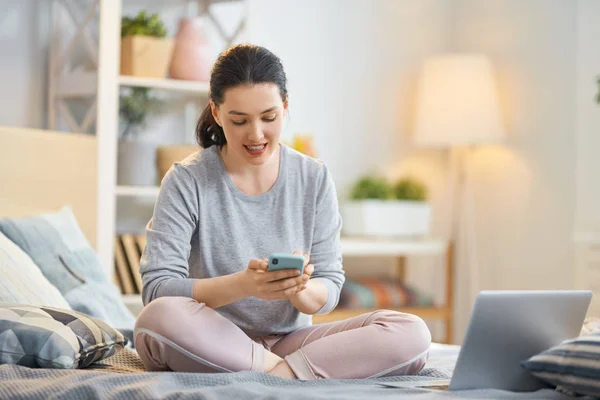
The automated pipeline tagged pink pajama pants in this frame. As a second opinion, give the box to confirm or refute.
[133,296,431,380]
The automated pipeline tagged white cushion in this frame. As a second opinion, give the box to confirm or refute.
[0,231,70,308]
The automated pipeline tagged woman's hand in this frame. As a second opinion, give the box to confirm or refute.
[289,250,313,297]
[240,258,309,301]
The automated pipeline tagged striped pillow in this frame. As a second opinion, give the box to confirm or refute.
[522,332,600,397]
[0,302,128,369]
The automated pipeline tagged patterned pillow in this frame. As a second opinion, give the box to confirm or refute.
[0,231,71,308]
[522,332,600,397]
[0,206,136,330]
[0,302,128,369]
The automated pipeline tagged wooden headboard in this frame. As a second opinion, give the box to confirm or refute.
[0,126,97,247]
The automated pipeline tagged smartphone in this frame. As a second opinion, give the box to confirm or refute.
[267,253,305,275]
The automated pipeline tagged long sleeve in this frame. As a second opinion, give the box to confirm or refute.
[310,164,345,314]
[140,163,199,306]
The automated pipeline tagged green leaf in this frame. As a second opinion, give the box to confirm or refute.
[118,88,165,138]
[350,176,392,200]
[121,11,168,38]
[392,177,428,201]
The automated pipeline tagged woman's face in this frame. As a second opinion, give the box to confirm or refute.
[211,83,288,166]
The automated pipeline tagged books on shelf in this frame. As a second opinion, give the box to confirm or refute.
[114,233,147,295]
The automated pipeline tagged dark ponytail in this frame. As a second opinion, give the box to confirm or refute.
[195,44,288,148]
[196,105,226,148]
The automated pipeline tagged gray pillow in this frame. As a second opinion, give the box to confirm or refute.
[0,207,135,330]
[0,302,127,369]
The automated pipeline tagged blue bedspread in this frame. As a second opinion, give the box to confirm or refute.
[0,365,586,400]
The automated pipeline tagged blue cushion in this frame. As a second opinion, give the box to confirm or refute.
[522,332,600,397]
[0,207,135,330]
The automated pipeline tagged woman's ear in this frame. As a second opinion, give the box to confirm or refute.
[283,95,289,117]
[210,100,221,126]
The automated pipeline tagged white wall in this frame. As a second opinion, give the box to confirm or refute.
[247,0,451,196]
[0,1,49,128]
[449,0,579,339]
[574,0,600,233]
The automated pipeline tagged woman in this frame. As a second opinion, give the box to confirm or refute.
[134,44,431,380]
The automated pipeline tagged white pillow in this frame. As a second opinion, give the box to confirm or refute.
[0,231,71,308]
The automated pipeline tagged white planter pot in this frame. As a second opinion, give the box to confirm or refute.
[341,200,432,238]
[117,140,157,186]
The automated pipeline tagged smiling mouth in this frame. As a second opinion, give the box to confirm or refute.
[245,144,266,150]
[244,143,268,155]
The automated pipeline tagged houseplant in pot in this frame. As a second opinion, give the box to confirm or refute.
[117,87,163,186]
[120,11,173,78]
[341,175,432,238]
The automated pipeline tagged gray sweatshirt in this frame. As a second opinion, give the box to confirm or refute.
[140,144,345,338]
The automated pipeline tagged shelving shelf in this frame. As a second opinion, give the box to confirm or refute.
[115,185,161,197]
[118,75,210,94]
[341,238,446,256]
[122,294,144,307]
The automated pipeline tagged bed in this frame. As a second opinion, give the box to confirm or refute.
[0,126,579,399]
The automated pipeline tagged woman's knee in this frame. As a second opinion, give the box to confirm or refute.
[133,296,259,373]
[134,296,203,339]
[368,310,431,344]
[367,310,432,374]
[134,296,212,371]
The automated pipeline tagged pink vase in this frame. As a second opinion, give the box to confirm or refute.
[169,18,214,81]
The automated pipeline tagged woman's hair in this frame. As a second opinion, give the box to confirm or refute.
[195,44,288,148]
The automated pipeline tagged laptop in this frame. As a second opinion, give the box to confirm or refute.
[391,290,592,391]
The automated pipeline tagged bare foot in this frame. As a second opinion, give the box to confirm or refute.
[263,350,283,372]
[267,359,298,379]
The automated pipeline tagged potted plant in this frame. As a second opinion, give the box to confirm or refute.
[117,87,163,186]
[120,11,173,78]
[340,175,432,238]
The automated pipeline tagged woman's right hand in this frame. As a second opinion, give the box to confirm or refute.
[239,259,309,301]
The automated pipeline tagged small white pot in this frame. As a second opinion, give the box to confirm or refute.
[341,200,432,238]
[117,140,157,186]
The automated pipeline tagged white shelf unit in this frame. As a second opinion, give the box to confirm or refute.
[341,238,447,256]
[115,75,209,201]
[115,185,161,197]
[87,0,248,276]
[119,75,210,94]
[122,294,145,317]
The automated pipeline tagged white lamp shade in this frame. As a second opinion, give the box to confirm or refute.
[413,54,505,147]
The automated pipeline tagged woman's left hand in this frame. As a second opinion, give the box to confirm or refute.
[291,250,313,295]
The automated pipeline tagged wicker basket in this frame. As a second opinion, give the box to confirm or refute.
[156,145,200,182]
